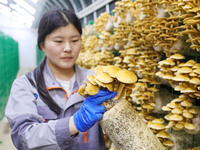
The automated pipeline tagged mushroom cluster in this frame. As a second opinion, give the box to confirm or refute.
[163,0,200,51]
[156,53,200,99]
[93,12,114,33]
[121,47,161,79]
[98,31,115,51]
[180,11,200,52]
[147,118,174,149]
[112,23,131,50]
[162,94,197,131]
[79,0,200,71]
[129,0,184,56]
[113,0,136,26]
[77,30,115,70]
[135,0,160,19]
[82,35,98,50]
[78,65,138,109]
[76,0,200,149]
[188,147,200,150]
[77,50,115,70]
[82,24,96,37]
[130,79,160,121]
[112,46,161,120]
[155,16,182,56]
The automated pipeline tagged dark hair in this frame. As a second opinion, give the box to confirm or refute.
[33,9,82,115]
[38,8,82,49]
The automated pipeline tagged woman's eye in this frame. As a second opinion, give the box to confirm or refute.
[55,41,62,43]
[72,40,78,42]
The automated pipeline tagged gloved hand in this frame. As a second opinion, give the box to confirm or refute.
[73,89,117,132]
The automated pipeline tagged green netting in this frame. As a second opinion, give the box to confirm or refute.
[0,31,19,120]
[88,20,94,25]
[36,46,44,65]
[110,11,114,16]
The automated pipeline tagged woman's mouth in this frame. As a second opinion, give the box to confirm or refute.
[61,57,73,60]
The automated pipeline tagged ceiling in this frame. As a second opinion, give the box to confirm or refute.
[0,0,98,29]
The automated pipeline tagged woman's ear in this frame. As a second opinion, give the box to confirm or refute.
[40,44,45,52]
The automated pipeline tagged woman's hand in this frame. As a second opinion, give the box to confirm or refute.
[73,89,117,132]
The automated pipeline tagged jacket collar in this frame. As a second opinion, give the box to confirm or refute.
[42,58,83,89]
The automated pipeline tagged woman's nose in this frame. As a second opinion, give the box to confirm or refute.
[63,42,72,52]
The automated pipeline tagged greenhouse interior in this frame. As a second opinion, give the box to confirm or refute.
[0,0,200,150]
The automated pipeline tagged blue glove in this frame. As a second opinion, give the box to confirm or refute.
[73,89,117,132]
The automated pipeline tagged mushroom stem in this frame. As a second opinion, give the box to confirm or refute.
[177,60,180,65]
[165,121,174,129]
[114,83,125,100]
[118,88,126,100]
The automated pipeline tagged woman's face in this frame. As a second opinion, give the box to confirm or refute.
[41,24,81,72]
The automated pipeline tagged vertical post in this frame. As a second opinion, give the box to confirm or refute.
[69,0,78,13]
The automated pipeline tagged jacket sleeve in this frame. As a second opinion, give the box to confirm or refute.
[5,75,75,150]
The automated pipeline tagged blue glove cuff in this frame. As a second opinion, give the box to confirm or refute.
[73,109,91,132]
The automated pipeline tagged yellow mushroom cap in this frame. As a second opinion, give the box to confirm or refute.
[184,122,196,130]
[179,94,187,99]
[183,112,194,119]
[152,118,165,124]
[95,78,106,87]
[164,114,172,120]
[167,102,179,109]
[189,72,198,77]
[148,123,165,130]
[78,84,86,97]
[163,74,174,80]
[169,114,183,121]
[171,108,183,114]
[182,60,196,67]
[106,83,113,92]
[103,65,121,78]
[170,66,179,72]
[180,100,193,107]
[182,87,196,93]
[156,131,171,139]
[94,66,104,75]
[172,74,190,82]
[142,104,154,110]
[87,75,97,85]
[175,122,184,130]
[158,59,175,66]
[193,68,200,74]
[171,97,184,103]
[116,69,137,84]
[192,63,200,69]
[170,53,185,60]
[162,106,171,111]
[177,67,193,74]
[189,78,200,85]
[96,72,113,83]
[163,140,174,147]
[189,108,197,114]
[85,83,99,95]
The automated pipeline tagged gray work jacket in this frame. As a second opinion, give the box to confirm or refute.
[5,60,106,150]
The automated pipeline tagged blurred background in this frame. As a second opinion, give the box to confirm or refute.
[0,0,119,149]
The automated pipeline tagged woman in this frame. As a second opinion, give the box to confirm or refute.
[5,9,117,150]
